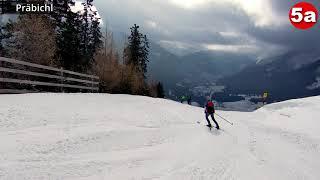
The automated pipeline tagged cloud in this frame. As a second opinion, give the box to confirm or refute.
[71,1,103,25]
[145,20,157,29]
[95,0,320,57]
[158,40,200,56]
[169,0,212,9]
[203,44,258,54]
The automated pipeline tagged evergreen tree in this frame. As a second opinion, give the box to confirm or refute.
[85,0,102,61]
[156,82,165,98]
[49,0,75,27]
[81,0,93,53]
[50,0,83,71]
[57,10,83,71]
[125,24,150,78]
[77,0,102,70]
[0,24,5,56]
[0,21,14,57]
[55,0,101,72]
[88,17,103,57]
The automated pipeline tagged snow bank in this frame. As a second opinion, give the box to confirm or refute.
[0,94,319,180]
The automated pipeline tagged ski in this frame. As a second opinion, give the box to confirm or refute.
[197,121,219,131]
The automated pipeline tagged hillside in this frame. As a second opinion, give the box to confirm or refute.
[148,43,255,101]
[149,44,255,86]
[220,53,320,102]
[0,94,320,179]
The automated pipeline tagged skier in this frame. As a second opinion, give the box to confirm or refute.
[204,97,220,130]
[180,96,186,103]
[187,96,192,105]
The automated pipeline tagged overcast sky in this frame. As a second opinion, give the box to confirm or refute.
[2,0,318,58]
[94,0,320,58]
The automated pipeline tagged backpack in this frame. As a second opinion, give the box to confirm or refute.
[206,101,215,114]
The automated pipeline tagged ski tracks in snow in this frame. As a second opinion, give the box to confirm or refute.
[240,114,320,180]
[1,94,320,180]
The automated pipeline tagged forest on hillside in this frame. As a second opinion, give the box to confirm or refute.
[0,0,164,98]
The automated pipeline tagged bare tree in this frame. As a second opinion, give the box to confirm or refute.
[9,14,57,66]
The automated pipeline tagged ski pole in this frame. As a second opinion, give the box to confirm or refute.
[215,113,233,125]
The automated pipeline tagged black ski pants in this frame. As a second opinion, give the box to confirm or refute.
[205,113,219,128]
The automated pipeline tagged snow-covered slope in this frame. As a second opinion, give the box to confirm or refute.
[0,94,319,180]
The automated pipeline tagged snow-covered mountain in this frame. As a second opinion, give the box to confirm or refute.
[256,50,320,70]
[220,52,320,102]
[148,43,255,86]
[0,93,320,179]
[147,42,255,102]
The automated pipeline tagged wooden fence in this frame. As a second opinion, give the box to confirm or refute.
[0,57,99,94]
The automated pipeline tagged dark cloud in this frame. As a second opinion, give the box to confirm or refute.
[248,0,320,52]
[95,0,320,57]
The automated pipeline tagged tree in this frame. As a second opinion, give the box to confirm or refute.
[55,0,102,72]
[80,0,93,54]
[0,24,5,56]
[56,9,83,71]
[125,24,150,78]
[93,26,121,93]
[76,0,102,72]
[87,8,102,61]
[6,14,57,66]
[0,21,14,57]
[49,0,75,27]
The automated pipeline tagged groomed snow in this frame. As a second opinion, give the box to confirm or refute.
[0,94,320,180]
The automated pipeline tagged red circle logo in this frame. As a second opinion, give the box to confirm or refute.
[289,2,318,30]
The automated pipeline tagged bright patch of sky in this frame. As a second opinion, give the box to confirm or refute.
[71,1,103,25]
[168,0,287,27]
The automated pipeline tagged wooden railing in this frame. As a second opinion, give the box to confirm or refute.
[0,57,99,94]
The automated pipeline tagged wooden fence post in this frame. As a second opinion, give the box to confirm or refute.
[60,68,64,93]
[0,60,2,89]
[91,77,93,93]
